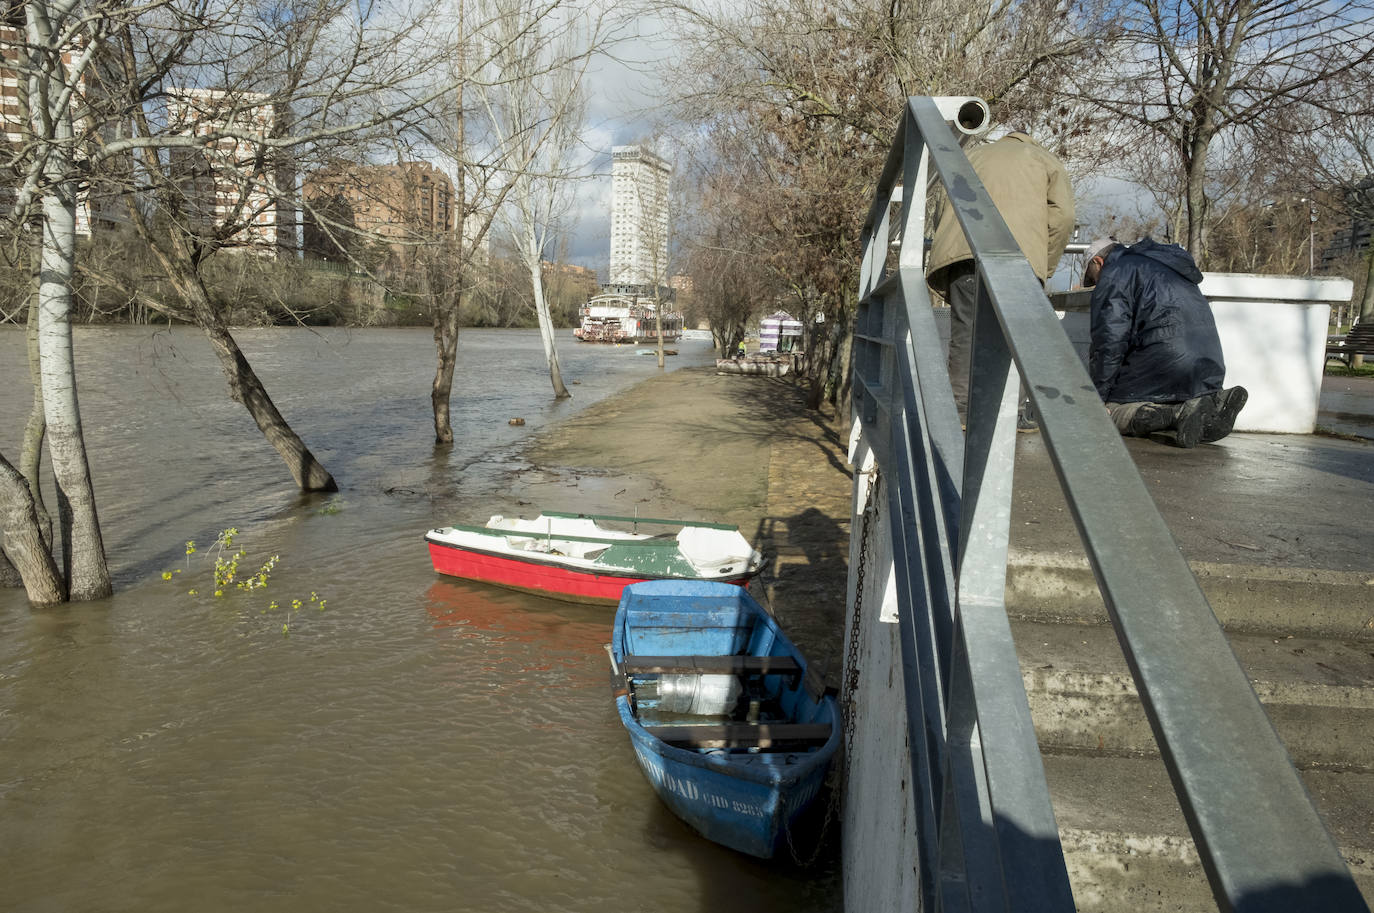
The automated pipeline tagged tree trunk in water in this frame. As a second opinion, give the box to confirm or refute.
[432,66,465,446]
[196,296,338,491]
[0,453,64,603]
[654,292,664,369]
[527,233,569,399]
[37,177,112,600]
[431,293,460,444]
[23,259,51,547]
[136,228,339,492]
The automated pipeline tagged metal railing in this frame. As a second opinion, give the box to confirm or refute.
[849,96,1369,912]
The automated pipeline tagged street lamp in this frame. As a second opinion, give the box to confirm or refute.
[1300,198,1317,274]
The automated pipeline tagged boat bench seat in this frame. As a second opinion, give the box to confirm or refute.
[648,722,832,750]
[620,655,802,677]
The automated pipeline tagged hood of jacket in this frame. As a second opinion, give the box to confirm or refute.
[1119,237,1204,285]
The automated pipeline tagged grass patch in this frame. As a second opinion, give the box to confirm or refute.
[1325,362,1374,378]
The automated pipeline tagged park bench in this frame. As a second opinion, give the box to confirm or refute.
[1326,320,1374,366]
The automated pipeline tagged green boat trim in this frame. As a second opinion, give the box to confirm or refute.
[594,542,700,577]
[541,510,738,532]
[435,523,683,549]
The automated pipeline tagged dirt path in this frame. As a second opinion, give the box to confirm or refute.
[520,367,855,671]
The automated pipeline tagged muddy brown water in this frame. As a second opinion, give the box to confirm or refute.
[0,326,841,913]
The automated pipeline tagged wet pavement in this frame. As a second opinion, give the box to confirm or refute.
[1008,371,1374,636]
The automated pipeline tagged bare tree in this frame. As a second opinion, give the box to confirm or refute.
[481,0,607,400]
[399,0,601,439]
[14,0,114,599]
[657,0,1100,410]
[1284,90,1374,324]
[1079,0,1374,261]
[1,0,451,601]
[80,0,465,490]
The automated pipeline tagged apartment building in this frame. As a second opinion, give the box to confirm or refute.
[609,145,671,286]
[0,21,96,234]
[166,87,276,251]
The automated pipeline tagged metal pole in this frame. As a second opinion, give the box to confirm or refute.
[1310,202,1318,274]
[1303,198,1316,274]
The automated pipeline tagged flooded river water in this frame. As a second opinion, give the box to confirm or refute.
[0,327,840,913]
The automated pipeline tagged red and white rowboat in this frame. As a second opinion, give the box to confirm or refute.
[425,511,763,604]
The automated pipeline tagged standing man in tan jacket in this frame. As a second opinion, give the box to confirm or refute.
[926,131,1075,424]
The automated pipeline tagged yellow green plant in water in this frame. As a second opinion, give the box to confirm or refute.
[162,528,328,635]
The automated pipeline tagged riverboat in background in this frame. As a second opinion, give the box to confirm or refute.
[425,511,762,604]
[575,289,684,343]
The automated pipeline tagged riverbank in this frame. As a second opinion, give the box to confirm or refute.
[521,366,855,673]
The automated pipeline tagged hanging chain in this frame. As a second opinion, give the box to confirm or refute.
[785,467,881,867]
[843,468,879,778]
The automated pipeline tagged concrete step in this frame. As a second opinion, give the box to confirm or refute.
[1006,549,1374,640]
[1013,620,1374,770]
[1044,753,1374,911]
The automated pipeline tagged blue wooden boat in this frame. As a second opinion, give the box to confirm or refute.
[609,579,840,859]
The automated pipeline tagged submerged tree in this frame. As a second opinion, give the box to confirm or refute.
[483,0,604,400]
[83,0,462,490]
[0,0,119,601]
[0,0,450,601]
[399,0,605,439]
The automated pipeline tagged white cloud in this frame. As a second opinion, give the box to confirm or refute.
[559,5,689,273]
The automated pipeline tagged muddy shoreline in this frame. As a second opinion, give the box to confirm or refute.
[519,366,855,671]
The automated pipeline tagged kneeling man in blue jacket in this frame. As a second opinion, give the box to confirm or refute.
[1083,237,1248,448]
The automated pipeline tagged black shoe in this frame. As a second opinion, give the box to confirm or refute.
[1200,386,1248,443]
[1172,395,1216,449]
[1124,402,1180,435]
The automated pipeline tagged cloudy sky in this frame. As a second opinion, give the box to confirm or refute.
[557,13,684,277]
[551,11,1149,287]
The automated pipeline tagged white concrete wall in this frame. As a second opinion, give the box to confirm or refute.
[842,425,925,912]
[1200,274,1350,434]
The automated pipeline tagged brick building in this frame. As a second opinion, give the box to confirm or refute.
[302,161,455,264]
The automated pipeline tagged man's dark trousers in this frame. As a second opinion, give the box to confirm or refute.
[946,261,978,418]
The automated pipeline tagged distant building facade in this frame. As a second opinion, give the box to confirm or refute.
[166,87,276,251]
[543,261,597,281]
[460,208,490,265]
[0,22,96,234]
[609,145,671,286]
[302,161,455,263]
[1321,178,1372,272]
